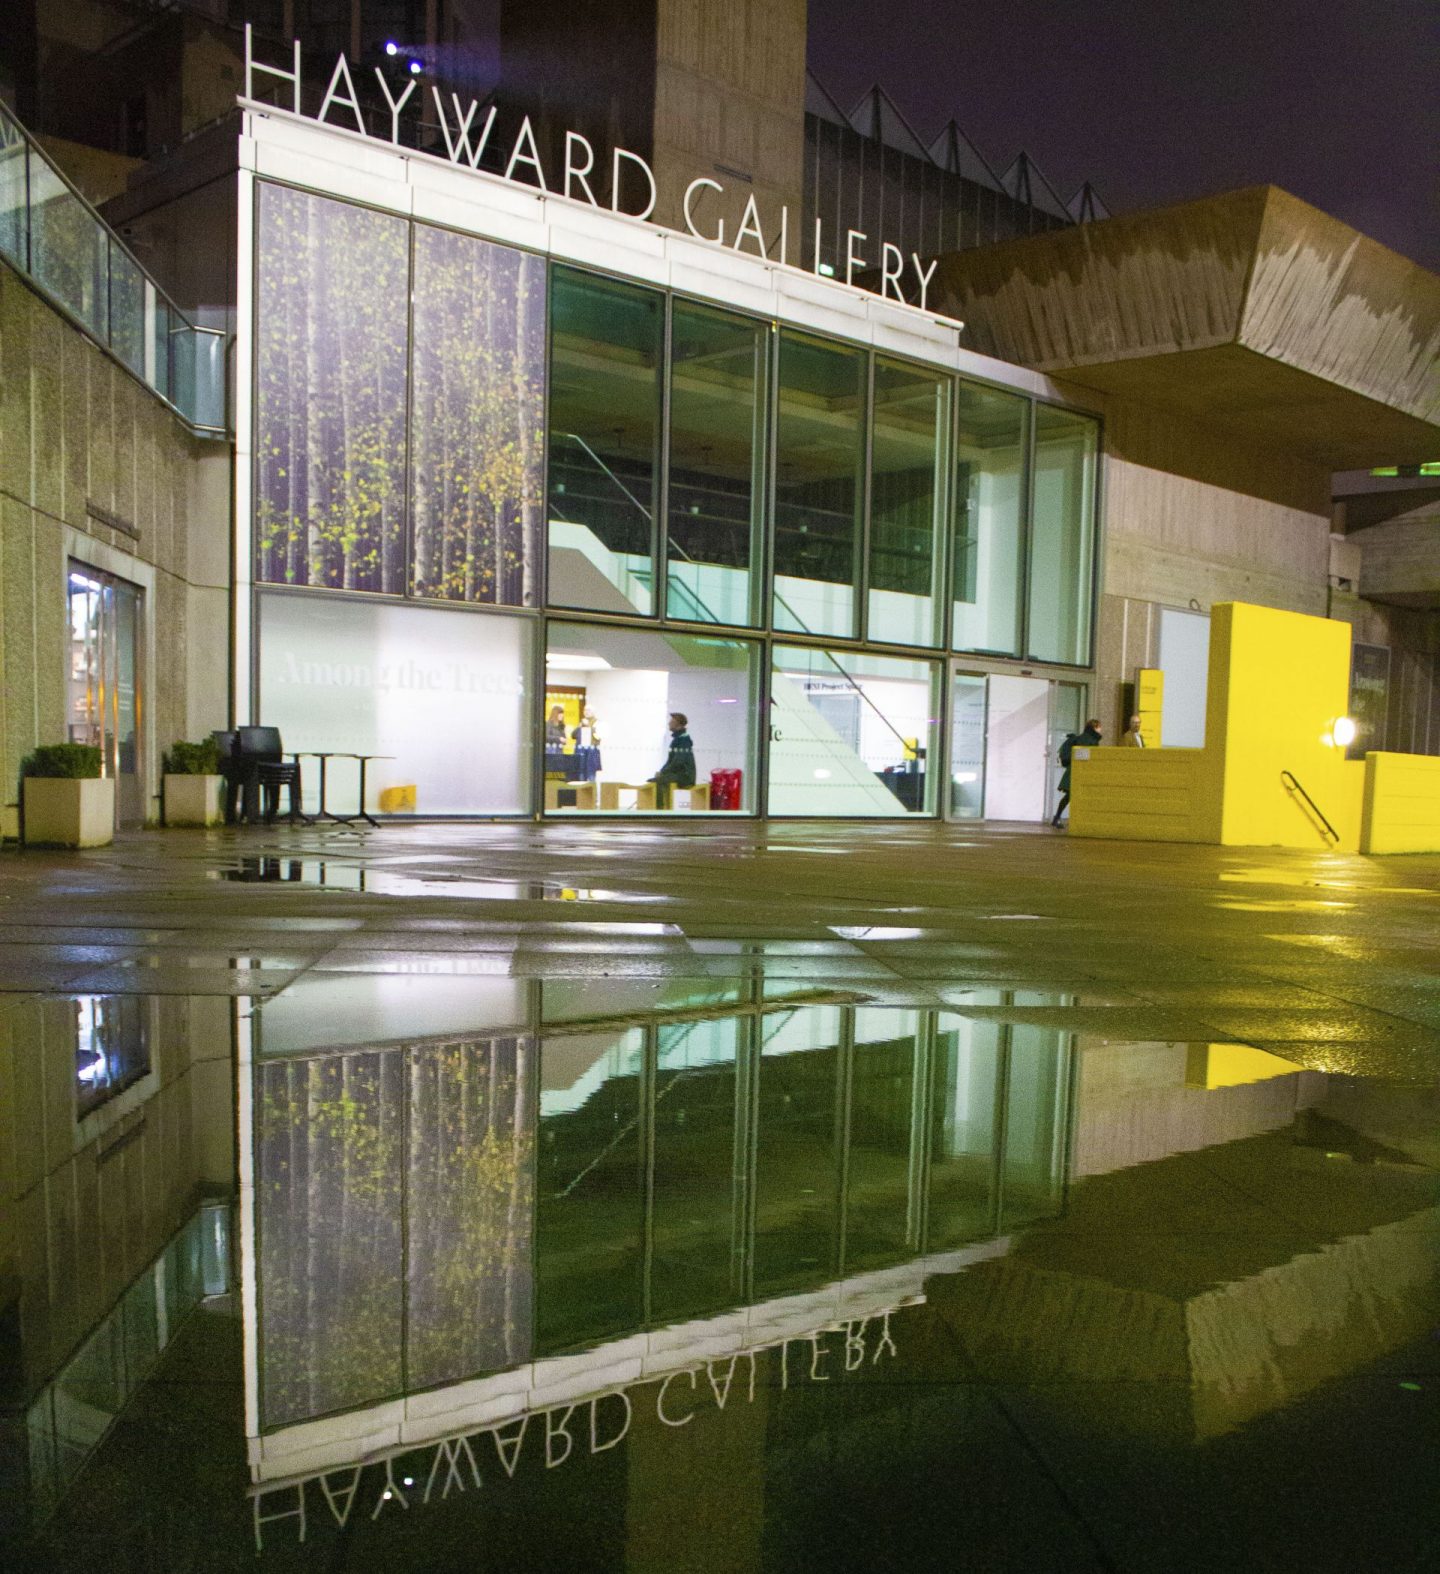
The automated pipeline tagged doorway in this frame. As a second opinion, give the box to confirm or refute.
[948,669,1088,823]
[67,563,144,827]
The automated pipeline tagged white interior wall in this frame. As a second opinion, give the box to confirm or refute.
[1158,607,1211,748]
[983,674,1050,821]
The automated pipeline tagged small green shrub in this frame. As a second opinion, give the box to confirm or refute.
[163,738,220,776]
[21,744,102,779]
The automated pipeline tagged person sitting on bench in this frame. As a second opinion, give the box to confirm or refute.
[649,712,695,808]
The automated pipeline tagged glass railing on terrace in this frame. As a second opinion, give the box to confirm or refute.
[0,103,225,436]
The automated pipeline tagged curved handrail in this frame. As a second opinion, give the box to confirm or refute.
[1281,770,1339,844]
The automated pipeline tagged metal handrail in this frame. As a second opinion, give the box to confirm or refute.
[0,101,226,435]
[1280,770,1339,844]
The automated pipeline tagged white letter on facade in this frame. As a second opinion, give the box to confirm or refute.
[873,1311,899,1363]
[732,193,766,257]
[809,1333,832,1382]
[812,217,825,276]
[880,243,904,302]
[656,1369,698,1426]
[319,55,366,134]
[564,131,599,205]
[910,255,938,312]
[682,177,725,243]
[423,1438,480,1502]
[244,23,301,113]
[777,206,790,267]
[611,148,657,220]
[505,115,548,189]
[845,229,868,286]
[431,89,497,168]
[372,70,416,143]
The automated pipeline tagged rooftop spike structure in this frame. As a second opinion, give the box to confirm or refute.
[928,119,1003,192]
[998,151,1072,221]
[1068,182,1111,223]
[846,84,931,159]
[805,69,850,127]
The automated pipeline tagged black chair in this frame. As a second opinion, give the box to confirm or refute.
[235,726,306,824]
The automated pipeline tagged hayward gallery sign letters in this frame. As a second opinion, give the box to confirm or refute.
[244,27,943,313]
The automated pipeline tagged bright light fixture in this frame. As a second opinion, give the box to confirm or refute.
[545,653,611,671]
[1332,716,1357,747]
[955,772,978,784]
[385,41,398,55]
[813,769,832,779]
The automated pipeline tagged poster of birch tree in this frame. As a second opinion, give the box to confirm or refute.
[410,226,545,605]
[255,184,409,593]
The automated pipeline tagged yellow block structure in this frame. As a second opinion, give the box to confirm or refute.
[1361,753,1440,853]
[1069,601,1434,853]
[1136,667,1164,747]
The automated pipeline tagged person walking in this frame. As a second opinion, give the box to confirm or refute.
[1122,713,1146,747]
[1052,717,1103,827]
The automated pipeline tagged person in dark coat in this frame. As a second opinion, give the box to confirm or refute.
[650,712,696,808]
[1052,718,1103,827]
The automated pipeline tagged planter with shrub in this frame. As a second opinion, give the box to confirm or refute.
[21,744,114,847]
[163,739,224,827]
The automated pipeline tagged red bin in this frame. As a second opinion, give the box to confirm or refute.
[709,768,742,811]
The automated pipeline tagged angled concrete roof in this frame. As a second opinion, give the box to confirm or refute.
[928,186,1440,468]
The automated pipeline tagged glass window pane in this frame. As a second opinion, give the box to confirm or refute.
[536,1027,646,1351]
[953,382,1027,656]
[255,183,409,593]
[74,995,149,1117]
[258,592,535,815]
[405,1037,534,1388]
[547,267,661,616]
[0,108,26,268]
[29,153,107,336]
[773,332,864,639]
[410,226,546,606]
[845,1008,920,1270]
[928,1013,1001,1247]
[1000,1023,1072,1230]
[543,623,758,814]
[868,359,943,647]
[256,1050,405,1427]
[666,302,764,626]
[1027,405,1098,665]
[754,1005,843,1294]
[108,239,145,377]
[949,672,987,818]
[150,297,172,401]
[769,645,938,816]
[650,1015,743,1322]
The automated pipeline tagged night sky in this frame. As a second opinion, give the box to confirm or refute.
[807,0,1439,270]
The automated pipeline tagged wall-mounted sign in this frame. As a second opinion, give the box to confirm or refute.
[1348,642,1390,758]
[243,28,947,314]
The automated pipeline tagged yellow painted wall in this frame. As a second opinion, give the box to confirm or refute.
[1361,752,1440,853]
[1208,602,1361,851]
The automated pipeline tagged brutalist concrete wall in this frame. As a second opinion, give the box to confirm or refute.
[0,259,228,830]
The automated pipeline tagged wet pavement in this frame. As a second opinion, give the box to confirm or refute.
[2,820,1437,1571]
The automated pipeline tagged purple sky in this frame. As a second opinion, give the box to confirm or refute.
[807,0,1439,270]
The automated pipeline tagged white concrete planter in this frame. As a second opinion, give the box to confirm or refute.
[22,777,115,848]
[164,773,224,828]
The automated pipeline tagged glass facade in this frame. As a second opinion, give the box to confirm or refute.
[249,178,1101,821]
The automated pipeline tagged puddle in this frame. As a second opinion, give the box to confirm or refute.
[7,981,1438,1572]
[211,859,665,902]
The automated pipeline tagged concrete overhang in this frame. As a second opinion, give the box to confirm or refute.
[928,186,1440,469]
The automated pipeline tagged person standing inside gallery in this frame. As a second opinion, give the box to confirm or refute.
[650,712,696,808]
[571,709,603,782]
[1122,713,1147,747]
[1052,717,1103,827]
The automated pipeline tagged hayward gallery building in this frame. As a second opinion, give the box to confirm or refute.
[1,25,1436,833]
